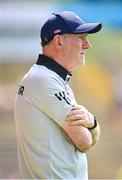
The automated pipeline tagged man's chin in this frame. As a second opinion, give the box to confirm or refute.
[80,57,85,66]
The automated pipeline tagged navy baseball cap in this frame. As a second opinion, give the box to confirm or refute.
[41,11,102,46]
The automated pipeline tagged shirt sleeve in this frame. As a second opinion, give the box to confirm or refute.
[29,74,74,126]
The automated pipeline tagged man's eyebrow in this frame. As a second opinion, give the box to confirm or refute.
[78,34,88,38]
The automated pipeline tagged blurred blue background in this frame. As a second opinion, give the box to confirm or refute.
[1,0,122,63]
[0,0,122,179]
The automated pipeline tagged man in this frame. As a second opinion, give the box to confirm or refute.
[14,11,102,179]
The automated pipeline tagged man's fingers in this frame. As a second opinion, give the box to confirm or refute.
[72,105,88,112]
[66,105,95,128]
[67,109,89,121]
[69,119,90,128]
[68,109,85,117]
[66,114,82,121]
[68,119,85,126]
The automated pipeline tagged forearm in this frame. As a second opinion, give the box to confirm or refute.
[62,122,92,152]
[78,123,100,152]
[89,122,100,146]
[77,122,100,152]
[64,106,100,152]
[75,126,93,152]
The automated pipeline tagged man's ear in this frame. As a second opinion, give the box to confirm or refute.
[58,41,61,46]
[53,35,62,47]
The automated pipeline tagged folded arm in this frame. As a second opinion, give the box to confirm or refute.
[61,105,100,152]
[62,118,92,152]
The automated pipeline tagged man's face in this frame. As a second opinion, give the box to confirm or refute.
[61,33,91,70]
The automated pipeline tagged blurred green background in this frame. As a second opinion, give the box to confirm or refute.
[0,0,122,179]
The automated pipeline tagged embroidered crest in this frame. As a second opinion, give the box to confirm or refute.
[54,29,61,34]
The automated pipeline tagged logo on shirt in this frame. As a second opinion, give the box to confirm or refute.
[18,85,24,96]
[55,91,71,105]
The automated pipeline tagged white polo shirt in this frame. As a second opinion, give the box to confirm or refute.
[14,54,88,179]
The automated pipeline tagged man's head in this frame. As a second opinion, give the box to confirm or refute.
[41,11,102,46]
[40,11,102,70]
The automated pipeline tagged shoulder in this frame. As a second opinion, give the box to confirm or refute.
[23,64,65,90]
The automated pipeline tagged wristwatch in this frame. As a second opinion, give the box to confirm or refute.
[88,116,97,130]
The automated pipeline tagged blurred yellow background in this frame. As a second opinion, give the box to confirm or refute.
[0,0,122,179]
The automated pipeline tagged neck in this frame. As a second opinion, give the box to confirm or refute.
[42,46,71,71]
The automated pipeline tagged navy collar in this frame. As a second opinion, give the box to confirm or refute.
[36,54,72,81]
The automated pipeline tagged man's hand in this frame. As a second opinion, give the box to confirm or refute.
[66,105,100,146]
[62,104,100,152]
[61,105,94,152]
[67,105,95,129]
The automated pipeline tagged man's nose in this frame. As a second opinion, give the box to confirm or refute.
[83,39,92,49]
[87,39,92,48]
